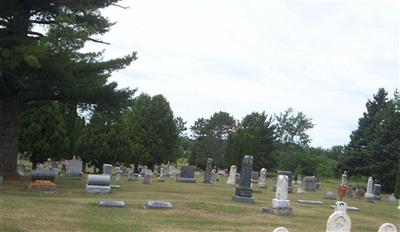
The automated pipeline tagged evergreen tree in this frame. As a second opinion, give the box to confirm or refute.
[19,102,69,169]
[0,0,135,176]
[342,88,400,192]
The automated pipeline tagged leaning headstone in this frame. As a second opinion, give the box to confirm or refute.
[304,176,319,191]
[16,164,25,176]
[177,166,196,183]
[232,155,254,203]
[158,167,165,182]
[227,165,237,187]
[203,158,213,184]
[97,200,125,208]
[364,176,375,202]
[373,184,382,200]
[146,201,173,209]
[86,174,111,194]
[103,164,112,176]
[273,227,290,232]
[326,211,351,232]
[272,175,292,215]
[378,223,398,232]
[258,168,267,188]
[66,159,83,176]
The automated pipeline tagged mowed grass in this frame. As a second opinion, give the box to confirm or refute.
[0,174,399,232]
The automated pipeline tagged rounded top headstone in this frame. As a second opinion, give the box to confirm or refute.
[326,211,351,232]
[273,227,289,232]
[334,201,347,213]
[378,223,398,232]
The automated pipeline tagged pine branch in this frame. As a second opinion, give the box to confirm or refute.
[88,37,110,45]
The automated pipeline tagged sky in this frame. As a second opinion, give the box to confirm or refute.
[84,0,399,148]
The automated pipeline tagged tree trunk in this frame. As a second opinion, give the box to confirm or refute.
[0,97,21,177]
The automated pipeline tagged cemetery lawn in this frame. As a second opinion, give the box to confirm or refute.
[1,175,399,232]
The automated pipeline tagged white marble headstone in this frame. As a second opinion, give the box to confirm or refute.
[365,176,374,199]
[326,211,351,232]
[378,223,398,232]
[227,165,237,186]
[272,175,290,208]
[334,201,347,213]
[273,227,289,232]
[258,168,267,188]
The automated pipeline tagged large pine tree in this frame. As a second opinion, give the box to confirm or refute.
[0,0,136,176]
[342,88,400,192]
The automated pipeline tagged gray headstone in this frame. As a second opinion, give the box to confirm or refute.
[146,201,173,209]
[128,170,134,181]
[373,184,382,195]
[16,164,25,176]
[0,176,3,184]
[87,174,110,186]
[203,158,213,183]
[232,155,254,203]
[66,159,83,176]
[86,185,111,194]
[97,200,125,208]
[177,166,196,183]
[303,176,319,191]
[31,170,57,182]
[325,191,336,199]
[103,164,112,176]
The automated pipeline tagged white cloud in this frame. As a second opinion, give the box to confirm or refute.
[85,0,399,148]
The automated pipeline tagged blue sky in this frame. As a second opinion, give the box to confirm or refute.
[85,0,399,148]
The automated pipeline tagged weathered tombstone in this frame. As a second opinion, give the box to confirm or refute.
[258,168,267,188]
[387,193,396,202]
[373,184,382,200]
[146,201,173,209]
[326,211,351,232]
[355,188,365,199]
[304,176,319,191]
[16,164,25,176]
[97,200,125,208]
[232,155,254,203]
[203,158,213,184]
[210,170,218,184]
[273,227,289,232]
[86,174,111,194]
[29,170,57,191]
[378,223,398,232]
[66,159,83,176]
[158,167,165,182]
[227,165,237,187]
[103,164,112,176]
[297,174,302,185]
[128,170,134,181]
[177,166,196,183]
[364,176,375,202]
[165,163,171,177]
[325,191,336,200]
[272,175,292,215]
[143,170,151,184]
[251,171,259,183]
[115,167,122,182]
[277,170,293,193]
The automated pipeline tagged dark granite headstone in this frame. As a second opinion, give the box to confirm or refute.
[203,158,213,183]
[31,170,57,182]
[303,176,319,191]
[373,184,381,195]
[232,155,254,203]
[177,166,196,183]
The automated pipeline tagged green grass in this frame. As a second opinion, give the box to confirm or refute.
[0,174,399,232]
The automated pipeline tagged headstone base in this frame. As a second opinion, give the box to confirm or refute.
[252,188,262,193]
[177,177,196,183]
[272,199,291,208]
[227,182,236,187]
[29,181,57,192]
[146,201,173,209]
[232,195,254,203]
[86,185,111,194]
[261,207,293,216]
[97,200,125,208]
[373,195,381,200]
